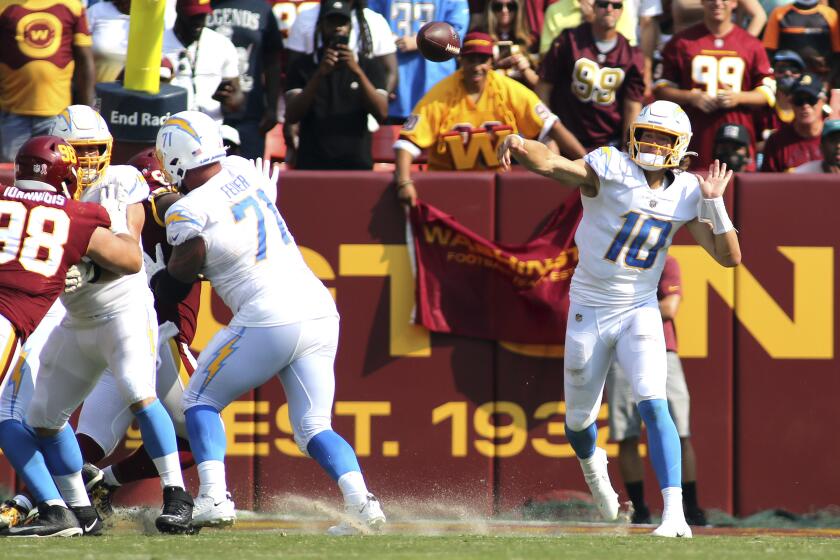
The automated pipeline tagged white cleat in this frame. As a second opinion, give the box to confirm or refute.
[580,448,620,521]
[327,493,386,536]
[652,519,693,538]
[191,493,236,528]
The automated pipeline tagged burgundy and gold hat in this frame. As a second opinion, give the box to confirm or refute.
[460,32,494,56]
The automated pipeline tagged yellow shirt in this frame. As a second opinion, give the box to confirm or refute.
[400,70,553,171]
[540,0,637,54]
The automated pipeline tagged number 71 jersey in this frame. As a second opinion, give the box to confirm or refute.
[572,147,701,307]
[164,156,337,327]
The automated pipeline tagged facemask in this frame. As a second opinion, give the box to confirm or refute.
[777,75,797,94]
[636,152,666,171]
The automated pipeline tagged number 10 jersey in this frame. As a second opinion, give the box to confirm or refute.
[572,147,701,307]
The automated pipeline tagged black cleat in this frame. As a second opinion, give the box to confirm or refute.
[1,503,82,537]
[82,463,116,518]
[70,505,103,536]
[685,505,708,527]
[630,504,652,524]
[155,486,195,535]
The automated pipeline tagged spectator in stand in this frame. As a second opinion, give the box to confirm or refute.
[286,0,397,95]
[368,0,469,124]
[0,0,95,162]
[763,0,840,61]
[537,0,646,151]
[541,0,661,93]
[470,0,540,90]
[793,118,840,172]
[713,122,753,171]
[284,0,388,170]
[672,0,767,36]
[606,255,707,527]
[654,0,773,170]
[754,50,806,150]
[761,73,827,171]
[86,0,180,83]
[393,32,586,205]
[205,0,284,159]
[165,0,244,123]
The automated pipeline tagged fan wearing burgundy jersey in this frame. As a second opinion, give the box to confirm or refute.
[537,0,646,151]
[0,135,143,538]
[654,0,773,170]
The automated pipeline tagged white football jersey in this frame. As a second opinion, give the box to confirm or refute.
[61,165,152,319]
[572,147,702,307]
[164,156,337,327]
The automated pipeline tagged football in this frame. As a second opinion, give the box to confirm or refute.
[417,21,461,62]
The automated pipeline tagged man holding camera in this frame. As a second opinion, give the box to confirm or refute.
[283,0,388,170]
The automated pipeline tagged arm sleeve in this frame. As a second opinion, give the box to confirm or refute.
[364,57,387,91]
[762,8,781,49]
[623,47,647,102]
[509,82,557,139]
[654,36,681,89]
[284,56,310,92]
[164,203,208,246]
[657,256,682,299]
[366,9,398,56]
[539,30,567,84]
[444,0,471,39]
[74,7,93,47]
[583,146,621,183]
[398,93,441,150]
[262,5,284,54]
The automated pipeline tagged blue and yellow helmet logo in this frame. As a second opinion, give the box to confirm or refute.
[160,117,202,143]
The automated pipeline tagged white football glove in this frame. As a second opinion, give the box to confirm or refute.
[99,180,130,235]
[253,157,280,188]
[65,260,96,293]
[143,242,166,286]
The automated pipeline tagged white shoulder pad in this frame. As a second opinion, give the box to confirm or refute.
[108,165,151,204]
[583,146,631,185]
[164,199,207,246]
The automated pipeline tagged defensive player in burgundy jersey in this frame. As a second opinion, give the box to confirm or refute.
[74,149,203,512]
[538,0,646,151]
[498,100,741,538]
[654,0,773,170]
[0,135,143,538]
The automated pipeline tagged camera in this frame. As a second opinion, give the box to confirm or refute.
[496,40,513,59]
[329,34,350,49]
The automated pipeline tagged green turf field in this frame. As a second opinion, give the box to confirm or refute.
[2,532,840,559]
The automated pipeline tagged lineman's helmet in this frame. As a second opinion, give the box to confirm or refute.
[14,135,80,198]
[49,105,113,196]
[155,111,226,190]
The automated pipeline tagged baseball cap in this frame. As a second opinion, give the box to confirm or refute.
[320,0,353,19]
[460,32,494,57]
[823,119,840,138]
[773,50,805,71]
[177,0,212,17]
[715,123,750,147]
[791,73,826,98]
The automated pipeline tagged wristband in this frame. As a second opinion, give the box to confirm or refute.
[698,197,733,235]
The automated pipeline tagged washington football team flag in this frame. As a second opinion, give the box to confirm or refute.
[408,193,582,344]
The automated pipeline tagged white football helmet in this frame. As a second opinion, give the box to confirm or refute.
[155,111,226,190]
[50,105,113,197]
[629,100,692,170]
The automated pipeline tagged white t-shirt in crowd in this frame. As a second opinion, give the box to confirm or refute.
[164,27,240,122]
[285,6,396,56]
[87,0,178,82]
[793,160,825,173]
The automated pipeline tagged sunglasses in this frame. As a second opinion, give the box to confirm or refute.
[595,1,624,8]
[492,2,518,11]
[793,95,820,107]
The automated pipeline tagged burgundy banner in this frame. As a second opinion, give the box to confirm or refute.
[409,194,582,344]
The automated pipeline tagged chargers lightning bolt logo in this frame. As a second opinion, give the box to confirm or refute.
[199,331,243,394]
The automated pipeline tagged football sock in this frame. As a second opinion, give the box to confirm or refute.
[135,399,184,488]
[565,422,597,460]
[625,480,646,511]
[185,405,227,463]
[38,425,89,506]
[682,481,699,509]
[307,430,361,481]
[197,460,227,501]
[0,420,63,503]
[637,399,681,489]
[661,486,685,522]
[337,471,370,507]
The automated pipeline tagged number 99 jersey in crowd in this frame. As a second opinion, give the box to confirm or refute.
[572,146,701,307]
[60,165,150,318]
[164,155,337,326]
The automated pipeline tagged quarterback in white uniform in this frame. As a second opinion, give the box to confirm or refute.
[19,106,194,534]
[498,100,741,538]
[153,111,385,533]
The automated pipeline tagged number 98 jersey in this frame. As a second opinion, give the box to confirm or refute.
[164,156,337,327]
[572,147,701,307]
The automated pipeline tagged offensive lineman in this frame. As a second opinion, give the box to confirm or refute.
[0,135,142,537]
[153,110,386,533]
[18,106,193,534]
[496,100,741,538]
